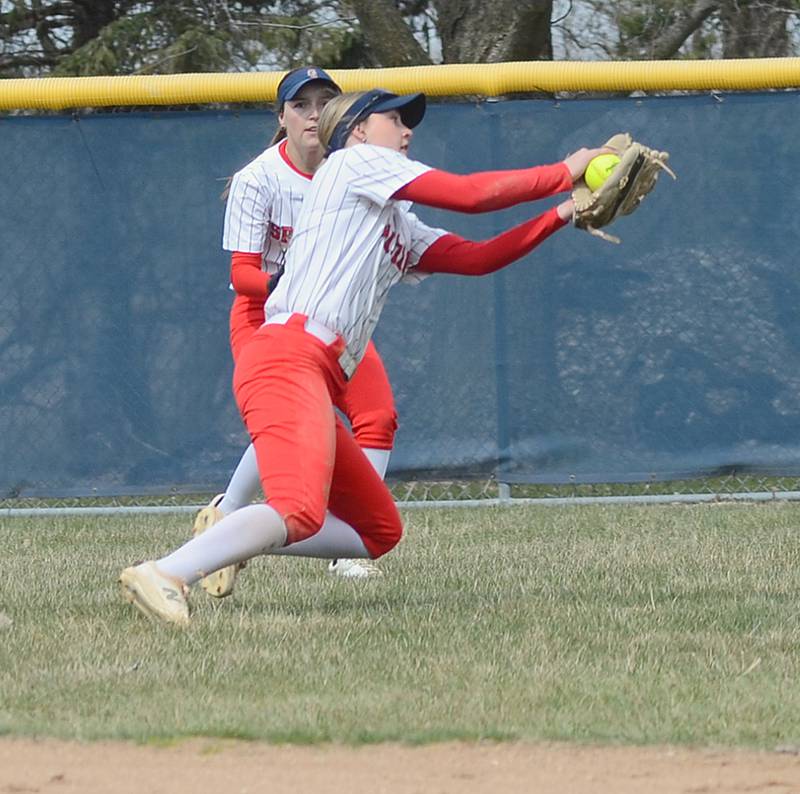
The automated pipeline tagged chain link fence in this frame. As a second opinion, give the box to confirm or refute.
[3,473,800,516]
[3,93,800,512]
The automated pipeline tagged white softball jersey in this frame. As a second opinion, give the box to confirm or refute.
[266,144,448,376]
[222,140,311,273]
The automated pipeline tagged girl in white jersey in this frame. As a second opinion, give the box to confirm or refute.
[121,89,610,625]
[194,67,396,596]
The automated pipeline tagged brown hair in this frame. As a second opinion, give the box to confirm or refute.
[316,92,368,152]
[269,125,287,146]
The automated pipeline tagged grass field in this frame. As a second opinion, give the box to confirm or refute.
[1,502,799,749]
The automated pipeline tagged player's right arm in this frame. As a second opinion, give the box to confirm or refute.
[230,251,268,297]
[394,165,570,212]
[393,147,610,213]
[222,168,273,297]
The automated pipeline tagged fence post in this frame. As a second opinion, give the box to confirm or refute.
[497,481,512,503]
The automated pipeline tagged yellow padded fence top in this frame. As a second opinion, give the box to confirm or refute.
[2,58,800,110]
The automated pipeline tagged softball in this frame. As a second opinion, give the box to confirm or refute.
[585,153,621,192]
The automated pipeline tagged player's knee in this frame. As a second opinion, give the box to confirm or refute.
[272,504,325,545]
[362,506,403,559]
[351,407,398,449]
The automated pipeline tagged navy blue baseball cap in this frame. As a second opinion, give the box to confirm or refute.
[277,66,340,105]
[327,89,426,153]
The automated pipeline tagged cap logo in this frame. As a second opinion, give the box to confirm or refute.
[307,68,318,79]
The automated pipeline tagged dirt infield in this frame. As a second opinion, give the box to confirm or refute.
[2,738,800,793]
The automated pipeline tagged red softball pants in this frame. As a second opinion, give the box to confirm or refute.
[232,313,403,557]
[229,294,397,449]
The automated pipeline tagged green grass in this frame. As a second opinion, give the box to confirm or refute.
[1,503,800,747]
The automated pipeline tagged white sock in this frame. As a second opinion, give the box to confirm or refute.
[272,449,390,560]
[188,445,387,567]
[158,504,287,585]
[218,443,261,514]
[362,447,391,479]
[271,512,370,559]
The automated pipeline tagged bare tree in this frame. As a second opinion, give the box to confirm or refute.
[0,0,557,77]
[720,0,796,57]
[2,0,797,79]
[554,0,799,60]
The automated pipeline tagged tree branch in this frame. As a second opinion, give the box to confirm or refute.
[648,0,722,59]
[0,52,58,70]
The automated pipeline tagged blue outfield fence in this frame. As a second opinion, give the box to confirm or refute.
[2,91,800,497]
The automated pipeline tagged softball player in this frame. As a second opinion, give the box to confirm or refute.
[197,67,396,595]
[121,89,610,625]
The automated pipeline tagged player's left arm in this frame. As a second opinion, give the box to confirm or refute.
[416,205,569,276]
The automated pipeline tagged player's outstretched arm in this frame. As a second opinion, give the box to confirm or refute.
[393,148,608,214]
[394,164,570,213]
[416,201,572,277]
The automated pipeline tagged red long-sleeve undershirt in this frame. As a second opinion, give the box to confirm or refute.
[230,251,268,298]
[417,209,567,276]
[396,164,572,276]
[393,162,572,213]
[230,161,573,290]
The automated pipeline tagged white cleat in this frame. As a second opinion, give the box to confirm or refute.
[327,558,383,579]
[192,494,241,598]
[119,561,190,627]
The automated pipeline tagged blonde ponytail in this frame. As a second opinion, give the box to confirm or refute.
[317,92,368,152]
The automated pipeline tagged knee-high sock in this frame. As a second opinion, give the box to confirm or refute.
[192,445,387,565]
[157,504,286,584]
[219,443,261,514]
[361,447,390,479]
[271,512,370,559]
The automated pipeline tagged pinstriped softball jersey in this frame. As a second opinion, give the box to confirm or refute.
[222,139,311,273]
[266,144,448,372]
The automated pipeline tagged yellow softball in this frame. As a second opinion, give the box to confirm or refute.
[585,153,621,192]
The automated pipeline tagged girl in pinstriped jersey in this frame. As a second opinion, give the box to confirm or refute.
[121,88,609,625]
[194,67,395,598]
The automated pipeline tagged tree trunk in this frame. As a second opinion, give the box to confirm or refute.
[433,0,553,62]
[70,0,120,48]
[346,0,433,66]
